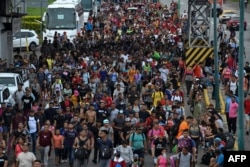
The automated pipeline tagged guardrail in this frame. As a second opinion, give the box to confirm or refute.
[203,89,211,107]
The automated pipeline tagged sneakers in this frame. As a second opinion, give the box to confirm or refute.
[92,160,97,164]
[60,160,64,163]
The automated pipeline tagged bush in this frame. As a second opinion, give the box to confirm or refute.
[21,21,41,34]
[22,16,41,22]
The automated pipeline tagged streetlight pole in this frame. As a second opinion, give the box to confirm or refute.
[213,0,220,111]
[238,0,245,151]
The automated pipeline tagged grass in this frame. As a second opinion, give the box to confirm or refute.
[27,0,56,16]
[27,7,46,16]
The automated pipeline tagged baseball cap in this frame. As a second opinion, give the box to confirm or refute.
[214,137,221,143]
[103,119,109,124]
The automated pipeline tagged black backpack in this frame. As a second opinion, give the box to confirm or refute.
[74,147,89,160]
[99,139,112,159]
[201,152,215,165]
[223,132,235,150]
[74,137,89,160]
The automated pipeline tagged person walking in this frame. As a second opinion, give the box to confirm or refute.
[116,140,134,167]
[244,93,250,135]
[217,24,224,40]
[176,147,193,167]
[37,124,53,167]
[16,142,36,167]
[228,96,239,135]
[73,129,91,167]
[129,126,147,167]
[97,129,113,167]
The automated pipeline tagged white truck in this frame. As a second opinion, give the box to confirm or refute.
[42,0,85,42]
[0,69,30,95]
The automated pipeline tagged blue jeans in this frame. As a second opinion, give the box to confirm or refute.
[30,132,37,154]
[99,159,110,167]
[65,145,74,165]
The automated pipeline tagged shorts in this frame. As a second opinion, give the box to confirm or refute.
[133,148,144,158]
[245,114,250,121]
[54,148,62,156]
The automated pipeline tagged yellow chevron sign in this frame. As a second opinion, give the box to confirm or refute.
[185,40,214,67]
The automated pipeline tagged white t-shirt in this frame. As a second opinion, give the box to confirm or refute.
[121,54,129,62]
[177,152,192,167]
[16,152,36,167]
[27,116,39,133]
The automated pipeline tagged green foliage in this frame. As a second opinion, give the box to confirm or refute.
[21,21,41,35]
[48,0,56,4]
[27,7,46,16]
[22,16,41,22]
[27,0,55,16]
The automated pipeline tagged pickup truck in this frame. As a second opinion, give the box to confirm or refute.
[0,68,30,95]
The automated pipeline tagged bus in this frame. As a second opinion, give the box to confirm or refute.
[42,0,84,42]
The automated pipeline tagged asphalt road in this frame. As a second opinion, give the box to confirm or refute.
[18,0,250,167]
[27,0,48,8]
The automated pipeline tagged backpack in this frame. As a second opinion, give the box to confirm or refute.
[99,139,112,159]
[74,137,89,160]
[223,132,235,149]
[201,152,215,165]
[74,147,89,160]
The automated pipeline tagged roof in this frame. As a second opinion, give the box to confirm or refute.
[48,0,79,8]
[0,73,19,77]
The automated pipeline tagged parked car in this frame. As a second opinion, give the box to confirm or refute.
[0,70,30,95]
[219,10,238,24]
[210,4,223,17]
[0,85,15,107]
[13,29,39,51]
[226,16,247,31]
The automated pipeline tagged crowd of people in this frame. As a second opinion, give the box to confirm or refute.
[1,1,244,167]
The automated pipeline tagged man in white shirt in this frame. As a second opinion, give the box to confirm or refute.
[27,109,40,155]
[159,65,169,83]
[16,142,36,167]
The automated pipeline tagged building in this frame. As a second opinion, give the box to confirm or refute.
[0,0,26,67]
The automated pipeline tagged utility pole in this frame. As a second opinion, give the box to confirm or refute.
[238,0,245,151]
[213,0,220,111]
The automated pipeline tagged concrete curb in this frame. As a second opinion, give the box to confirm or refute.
[203,88,238,150]
[219,90,225,115]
